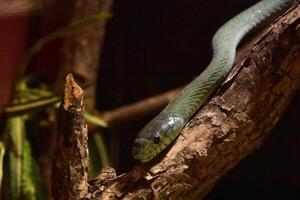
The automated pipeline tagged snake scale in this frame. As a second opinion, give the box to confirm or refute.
[132,0,293,162]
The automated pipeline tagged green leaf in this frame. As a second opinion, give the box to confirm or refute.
[89,132,110,178]
[6,116,24,200]
[0,141,5,194]
[84,110,108,128]
[20,138,37,200]
[5,96,60,115]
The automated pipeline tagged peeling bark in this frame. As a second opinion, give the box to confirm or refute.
[89,3,300,200]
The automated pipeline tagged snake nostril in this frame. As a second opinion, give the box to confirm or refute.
[153,136,160,144]
[132,143,140,157]
[133,141,141,150]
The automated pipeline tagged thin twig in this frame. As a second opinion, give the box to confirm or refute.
[101,87,181,126]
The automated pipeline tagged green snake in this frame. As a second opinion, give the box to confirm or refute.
[132,0,293,162]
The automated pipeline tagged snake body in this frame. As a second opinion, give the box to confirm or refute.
[132,0,293,162]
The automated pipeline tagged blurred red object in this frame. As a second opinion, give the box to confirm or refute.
[0,0,39,17]
[0,16,28,116]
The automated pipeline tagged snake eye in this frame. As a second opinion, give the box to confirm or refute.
[153,136,160,144]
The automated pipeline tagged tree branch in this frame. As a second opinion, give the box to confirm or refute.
[89,3,300,200]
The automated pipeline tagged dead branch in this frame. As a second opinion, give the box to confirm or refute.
[51,74,89,200]
[89,3,300,200]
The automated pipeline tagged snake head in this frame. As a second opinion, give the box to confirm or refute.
[132,112,185,162]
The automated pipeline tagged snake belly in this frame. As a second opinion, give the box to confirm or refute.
[132,0,293,162]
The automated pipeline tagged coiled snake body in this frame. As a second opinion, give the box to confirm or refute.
[132,0,293,162]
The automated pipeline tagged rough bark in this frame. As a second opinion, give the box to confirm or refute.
[89,3,300,200]
[51,74,89,200]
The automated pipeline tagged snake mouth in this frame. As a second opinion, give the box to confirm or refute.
[132,115,186,162]
[132,138,161,162]
[132,138,147,160]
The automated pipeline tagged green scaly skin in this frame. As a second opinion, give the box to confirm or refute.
[133,0,293,162]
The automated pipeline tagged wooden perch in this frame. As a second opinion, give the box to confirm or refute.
[51,74,89,200]
[89,3,300,200]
